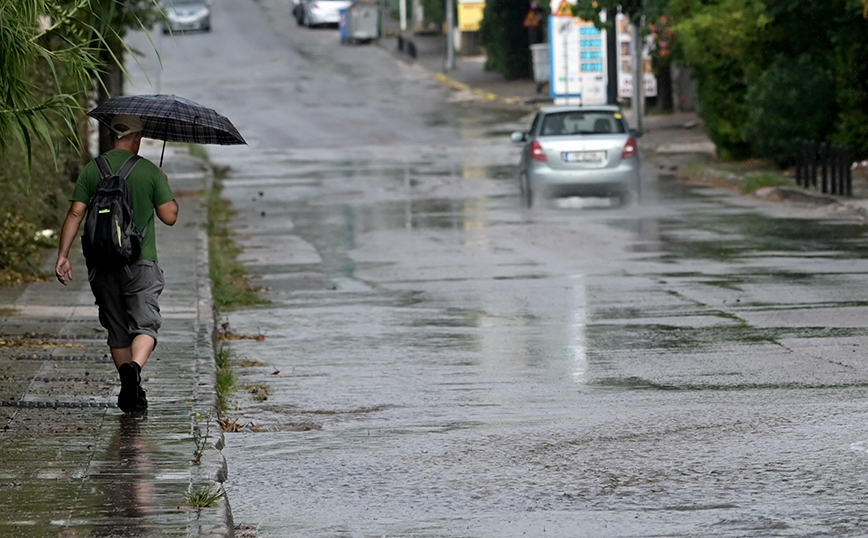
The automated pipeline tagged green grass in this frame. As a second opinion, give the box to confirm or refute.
[214,346,237,411]
[741,172,795,194]
[206,182,269,310]
[184,484,224,509]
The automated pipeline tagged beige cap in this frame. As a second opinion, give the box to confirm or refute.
[110,115,143,138]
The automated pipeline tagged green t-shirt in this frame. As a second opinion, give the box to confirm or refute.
[71,149,176,262]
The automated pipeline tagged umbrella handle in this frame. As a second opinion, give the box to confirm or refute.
[159,118,170,167]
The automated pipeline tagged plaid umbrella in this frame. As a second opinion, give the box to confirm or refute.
[88,94,246,165]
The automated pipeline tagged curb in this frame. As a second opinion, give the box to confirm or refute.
[189,156,235,537]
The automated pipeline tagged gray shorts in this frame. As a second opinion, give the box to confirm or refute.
[88,260,165,349]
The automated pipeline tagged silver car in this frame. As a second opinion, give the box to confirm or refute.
[300,0,352,27]
[511,105,642,207]
[161,0,211,34]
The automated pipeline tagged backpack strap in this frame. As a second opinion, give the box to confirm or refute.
[94,154,143,181]
[94,155,113,180]
[116,154,143,180]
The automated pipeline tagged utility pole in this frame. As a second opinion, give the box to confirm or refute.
[445,0,455,70]
[605,7,617,105]
[624,0,643,132]
[630,18,643,131]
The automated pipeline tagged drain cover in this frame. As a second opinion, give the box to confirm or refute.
[8,354,109,362]
[0,400,113,409]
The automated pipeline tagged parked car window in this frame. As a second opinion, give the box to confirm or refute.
[540,111,626,136]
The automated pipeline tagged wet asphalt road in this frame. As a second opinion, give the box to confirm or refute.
[126,1,868,536]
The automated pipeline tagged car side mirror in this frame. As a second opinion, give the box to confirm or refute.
[510,131,527,143]
[630,129,643,138]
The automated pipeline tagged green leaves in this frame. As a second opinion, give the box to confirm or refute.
[0,0,161,171]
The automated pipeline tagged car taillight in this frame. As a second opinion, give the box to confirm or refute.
[530,141,547,162]
[621,137,638,160]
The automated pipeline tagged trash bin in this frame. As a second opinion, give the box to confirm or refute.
[339,8,351,41]
[531,43,550,83]
[340,3,379,44]
[530,43,550,94]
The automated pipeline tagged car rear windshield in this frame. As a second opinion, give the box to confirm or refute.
[538,111,626,136]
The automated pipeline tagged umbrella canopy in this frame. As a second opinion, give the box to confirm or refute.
[88,94,246,163]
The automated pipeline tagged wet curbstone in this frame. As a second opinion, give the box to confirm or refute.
[189,155,236,538]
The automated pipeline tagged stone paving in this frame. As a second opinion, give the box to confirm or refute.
[0,144,232,538]
[2,18,865,538]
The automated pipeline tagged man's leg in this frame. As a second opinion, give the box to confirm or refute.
[109,334,155,369]
[117,261,164,413]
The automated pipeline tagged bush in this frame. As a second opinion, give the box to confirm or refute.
[0,212,39,270]
[693,59,752,161]
[479,0,533,79]
[421,0,444,29]
[744,55,836,167]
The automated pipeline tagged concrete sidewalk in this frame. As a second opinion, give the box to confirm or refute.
[381,28,548,107]
[0,143,232,537]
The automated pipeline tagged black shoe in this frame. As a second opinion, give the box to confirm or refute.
[117,362,144,413]
[136,383,148,411]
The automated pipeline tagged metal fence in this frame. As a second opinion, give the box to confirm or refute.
[795,139,852,196]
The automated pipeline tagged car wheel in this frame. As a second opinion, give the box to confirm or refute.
[617,188,638,207]
[518,173,534,208]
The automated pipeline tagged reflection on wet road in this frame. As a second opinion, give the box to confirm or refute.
[122,0,868,534]
[220,141,868,537]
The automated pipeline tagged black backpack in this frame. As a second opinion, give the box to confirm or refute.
[81,154,144,270]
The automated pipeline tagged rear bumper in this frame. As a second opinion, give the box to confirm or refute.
[528,159,640,198]
[308,11,341,24]
[165,15,210,31]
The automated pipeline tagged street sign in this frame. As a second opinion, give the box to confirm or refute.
[554,0,572,17]
[457,1,485,31]
[549,16,607,104]
[523,10,542,28]
[615,13,657,98]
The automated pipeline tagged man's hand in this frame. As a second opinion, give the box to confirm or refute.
[55,256,73,286]
[56,201,87,287]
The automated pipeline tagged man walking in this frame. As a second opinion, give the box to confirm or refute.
[55,115,179,413]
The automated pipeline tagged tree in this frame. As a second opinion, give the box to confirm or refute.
[0,0,160,166]
[0,0,102,169]
[480,0,547,79]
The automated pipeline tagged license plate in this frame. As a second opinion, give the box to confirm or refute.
[563,151,605,163]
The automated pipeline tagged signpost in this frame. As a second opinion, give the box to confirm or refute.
[548,4,607,105]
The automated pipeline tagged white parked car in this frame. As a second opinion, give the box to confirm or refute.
[299,0,352,27]
[161,0,211,33]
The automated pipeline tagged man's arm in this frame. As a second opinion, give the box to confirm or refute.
[156,200,179,226]
[55,201,87,285]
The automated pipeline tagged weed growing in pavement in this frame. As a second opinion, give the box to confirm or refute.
[192,412,212,465]
[215,346,237,411]
[206,180,269,310]
[184,484,224,513]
